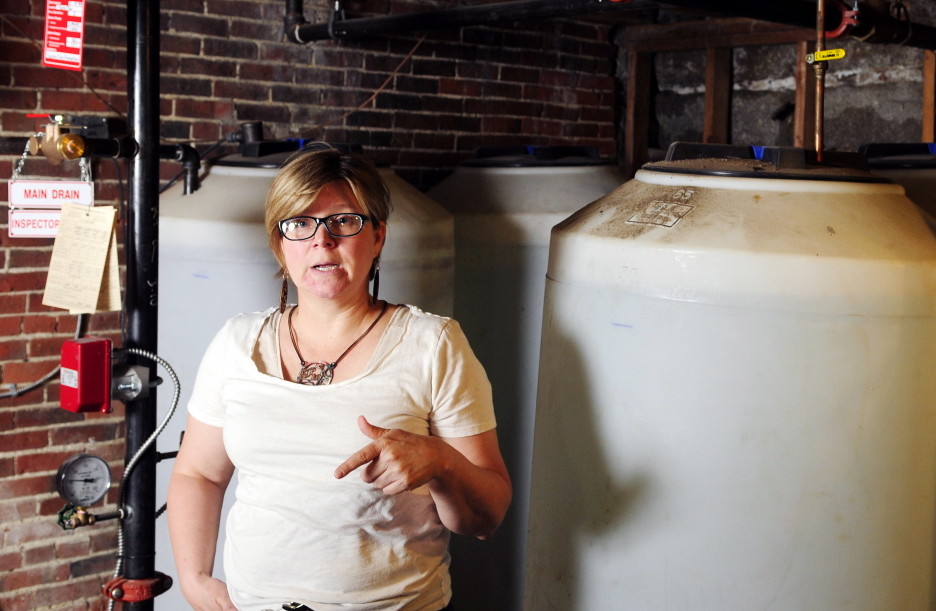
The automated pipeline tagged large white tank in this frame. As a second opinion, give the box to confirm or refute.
[861,142,936,610]
[862,142,936,229]
[525,144,936,610]
[154,151,453,610]
[428,146,624,611]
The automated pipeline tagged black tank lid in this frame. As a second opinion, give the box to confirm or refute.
[212,141,366,169]
[643,142,890,183]
[859,142,936,170]
[461,145,613,168]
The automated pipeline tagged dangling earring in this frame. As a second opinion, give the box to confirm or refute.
[279,271,289,313]
[371,260,380,302]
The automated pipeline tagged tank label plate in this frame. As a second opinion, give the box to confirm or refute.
[628,188,696,227]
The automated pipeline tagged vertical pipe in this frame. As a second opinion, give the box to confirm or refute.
[124,0,160,609]
[813,0,826,162]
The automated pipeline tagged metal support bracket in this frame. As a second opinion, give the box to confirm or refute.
[102,572,173,603]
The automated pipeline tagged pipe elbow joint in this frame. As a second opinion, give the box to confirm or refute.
[284,15,308,44]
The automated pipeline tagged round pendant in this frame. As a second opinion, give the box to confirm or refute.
[297,361,335,386]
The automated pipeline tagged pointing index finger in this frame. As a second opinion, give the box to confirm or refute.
[334,442,380,479]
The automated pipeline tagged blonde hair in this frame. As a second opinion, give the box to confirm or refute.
[264,143,391,273]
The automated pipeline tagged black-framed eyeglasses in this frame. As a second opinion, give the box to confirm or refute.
[278,214,371,240]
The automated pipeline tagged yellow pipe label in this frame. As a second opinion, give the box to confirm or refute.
[806,49,846,63]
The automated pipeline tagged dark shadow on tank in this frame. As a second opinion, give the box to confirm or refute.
[449,238,537,611]
[523,307,650,610]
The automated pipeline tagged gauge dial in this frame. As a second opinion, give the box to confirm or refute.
[55,454,112,506]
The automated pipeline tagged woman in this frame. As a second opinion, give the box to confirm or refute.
[167,144,512,611]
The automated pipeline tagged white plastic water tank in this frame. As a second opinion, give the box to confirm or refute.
[428,146,624,611]
[525,144,936,610]
[154,151,454,610]
[862,142,936,229]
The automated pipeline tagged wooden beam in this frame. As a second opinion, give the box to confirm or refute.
[704,46,732,143]
[621,17,813,53]
[793,40,815,149]
[624,50,652,177]
[923,50,936,142]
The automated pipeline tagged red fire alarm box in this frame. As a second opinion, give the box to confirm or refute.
[60,337,112,413]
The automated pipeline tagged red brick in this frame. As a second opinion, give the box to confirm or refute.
[20,315,56,334]
[0,387,49,408]
[0,549,23,572]
[0,456,13,477]
[57,537,92,560]
[14,406,75,428]
[39,496,69,516]
[0,316,24,335]
[1,357,62,383]
[41,91,117,115]
[0,498,36,522]
[438,78,482,96]
[0,474,54,498]
[70,552,113,577]
[175,97,237,121]
[0,270,46,292]
[86,311,120,332]
[11,66,65,89]
[32,575,99,608]
[3,517,65,546]
[7,248,52,269]
[0,429,47,452]
[93,440,126,465]
[15,448,75,474]
[0,293,28,312]
[0,566,43,592]
[49,421,120,445]
[0,589,34,610]
[26,293,64,313]
[89,525,118,552]
[27,336,68,359]
[0,339,27,360]
[23,543,55,565]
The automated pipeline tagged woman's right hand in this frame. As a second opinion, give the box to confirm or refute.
[181,574,237,611]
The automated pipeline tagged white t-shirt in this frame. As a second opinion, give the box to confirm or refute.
[187,304,496,611]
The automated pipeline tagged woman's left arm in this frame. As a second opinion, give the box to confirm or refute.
[335,416,512,539]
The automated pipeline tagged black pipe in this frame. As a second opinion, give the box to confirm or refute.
[287,0,639,43]
[657,0,936,50]
[286,0,936,50]
[123,0,160,608]
[159,144,201,194]
[284,0,308,39]
[81,137,140,159]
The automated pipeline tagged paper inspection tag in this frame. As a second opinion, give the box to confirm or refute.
[43,203,120,313]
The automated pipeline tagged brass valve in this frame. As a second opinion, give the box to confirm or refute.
[27,121,88,165]
[57,504,97,529]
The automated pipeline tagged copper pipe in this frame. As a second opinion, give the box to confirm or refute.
[814,0,827,161]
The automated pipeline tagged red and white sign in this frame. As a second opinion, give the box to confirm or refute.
[8,209,62,238]
[42,0,86,72]
[8,180,94,208]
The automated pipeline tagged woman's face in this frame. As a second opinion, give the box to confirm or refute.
[280,180,385,305]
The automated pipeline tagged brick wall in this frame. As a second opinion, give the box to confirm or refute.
[0,0,617,608]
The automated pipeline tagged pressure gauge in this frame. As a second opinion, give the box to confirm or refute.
[55,454,112,506]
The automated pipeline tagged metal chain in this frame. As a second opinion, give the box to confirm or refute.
[10,132,93,184]
[79,156,92,182]
[11,134,41,181]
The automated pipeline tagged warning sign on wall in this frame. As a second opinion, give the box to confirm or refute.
[7,179,94,238]
[8,209,62,238]
[9,180,94,209]
[42,0,86,72]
